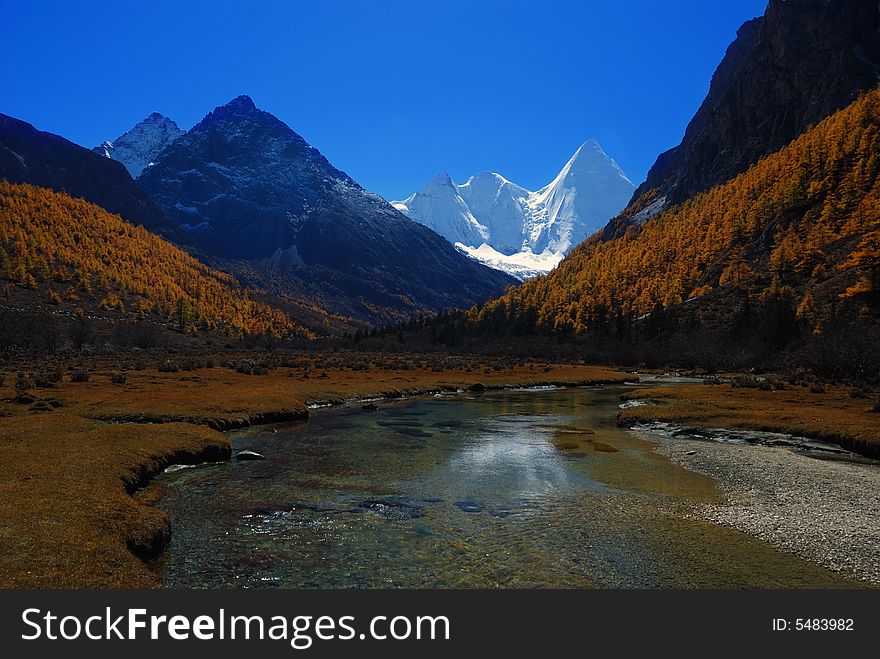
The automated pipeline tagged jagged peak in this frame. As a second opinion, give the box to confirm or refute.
[428,171,455,186]
[569,138,607,161]
[132,112,181,131]
[223,95,257,112]
[537,139,633,192]
[197,95,272,130]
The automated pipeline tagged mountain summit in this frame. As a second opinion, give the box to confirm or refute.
[137,96,514,321]
[93,112,184,178]
[393,140,634,279]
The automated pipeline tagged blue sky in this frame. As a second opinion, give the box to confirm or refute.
[3,0,767,201]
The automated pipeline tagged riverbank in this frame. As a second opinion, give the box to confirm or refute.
[0,355,628,588]
[3,357,877,588]
[632,428,880,585]
[617,383,880,458]
[619,382,880,584]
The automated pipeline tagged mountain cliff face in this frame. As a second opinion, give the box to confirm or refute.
[394,140,634,279]
[93,112,184,178]
[617,0,880,233]
[138,96,515,321]
[0,113,189,244]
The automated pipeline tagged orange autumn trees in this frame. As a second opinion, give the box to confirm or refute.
[0,181,305,339]
[469,85,880,336]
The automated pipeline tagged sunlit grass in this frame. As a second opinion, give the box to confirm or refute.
[0,355,626,588]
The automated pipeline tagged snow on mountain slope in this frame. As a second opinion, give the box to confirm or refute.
[392,173,489,247]
[93,113,184,178]
[524,140,635,254]
[457,172,531,255]
[394,140,634,279]
[455,243,563,280]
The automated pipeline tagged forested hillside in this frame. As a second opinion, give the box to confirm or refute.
[0,182,301,341]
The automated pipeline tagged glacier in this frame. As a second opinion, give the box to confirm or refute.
[393,140,635,279]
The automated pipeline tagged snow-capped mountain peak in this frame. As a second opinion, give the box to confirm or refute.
[525,139,635,256]
[93,113,184,178]
[392,172,489,248]
[393,141,635,279]
[552,138,633,188]
[428,171,456,189]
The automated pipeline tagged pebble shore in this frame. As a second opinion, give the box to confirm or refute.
[633,428,880,585]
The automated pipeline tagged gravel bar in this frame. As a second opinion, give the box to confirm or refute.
[631,427,880,585]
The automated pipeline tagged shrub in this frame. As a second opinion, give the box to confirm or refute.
[110,371,127,385]
[233,360,270,376]
[69,371,90,383]
[760,376,786,391]
[14,372,32,396]
[158,360,180,373]
[34,370,62,388]
[731,374,762,389]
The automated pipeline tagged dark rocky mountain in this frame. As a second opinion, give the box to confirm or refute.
[0,113,190,245]
[611,0,880,236]
[138,96,515,321]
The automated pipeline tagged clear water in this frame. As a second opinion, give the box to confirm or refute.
[154,387,857,588]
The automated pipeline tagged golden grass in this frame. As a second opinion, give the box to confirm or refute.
[619,384,880,456]
[43,361,625,425]
[0,414,226,588]
[0,357,627,588]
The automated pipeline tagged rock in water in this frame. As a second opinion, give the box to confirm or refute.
[235,450,265,461]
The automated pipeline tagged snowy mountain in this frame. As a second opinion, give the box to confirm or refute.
[93,112,184,178]
[137,95,514,322]
[393,140,635,279]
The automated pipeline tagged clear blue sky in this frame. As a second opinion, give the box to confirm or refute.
[2,0,767,201]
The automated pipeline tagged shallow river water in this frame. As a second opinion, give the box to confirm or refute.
[155,386,856,588]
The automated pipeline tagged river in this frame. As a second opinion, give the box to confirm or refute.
[154,386,856,588]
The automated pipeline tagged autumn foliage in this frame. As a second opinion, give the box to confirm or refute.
[0,182,303,338]
[470,86,880,336]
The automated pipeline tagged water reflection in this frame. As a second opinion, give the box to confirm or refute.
[422,415,605,509]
